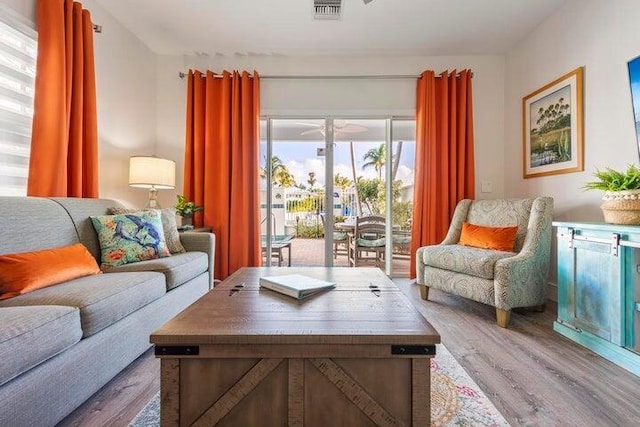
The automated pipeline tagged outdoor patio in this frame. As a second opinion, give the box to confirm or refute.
[263,237,411,277]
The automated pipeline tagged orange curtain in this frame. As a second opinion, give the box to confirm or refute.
[28,0,98,197]
[410,70,475,277]
[184,70,261,280]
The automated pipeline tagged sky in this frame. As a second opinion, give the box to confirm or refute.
[260,140,416,189]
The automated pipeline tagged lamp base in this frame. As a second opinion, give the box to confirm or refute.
[146,187,160,209]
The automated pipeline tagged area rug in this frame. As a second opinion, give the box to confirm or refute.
[129,345,509,426]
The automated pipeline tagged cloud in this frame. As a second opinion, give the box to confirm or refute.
[395,165,414,185]
[286,158,325,186]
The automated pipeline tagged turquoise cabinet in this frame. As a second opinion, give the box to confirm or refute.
[553,221,640,375]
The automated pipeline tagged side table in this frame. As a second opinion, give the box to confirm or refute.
[178,227,212,233]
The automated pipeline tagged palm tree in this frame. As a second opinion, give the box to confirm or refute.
[349,141,363,216]
[334,173,353,215]
[362,144,386,179]
[333,173,352,191]
[260,156,296,187]
[307,171,317,190]
[391,141,403,182]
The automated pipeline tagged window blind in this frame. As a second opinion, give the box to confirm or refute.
[0,6,36,196]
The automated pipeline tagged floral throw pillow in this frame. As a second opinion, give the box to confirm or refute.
[90,211,171,268]
[107,207,186,254]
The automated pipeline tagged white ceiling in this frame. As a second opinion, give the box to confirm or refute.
[94,0,566,57]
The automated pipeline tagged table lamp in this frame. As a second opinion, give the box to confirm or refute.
[128,156,176,208]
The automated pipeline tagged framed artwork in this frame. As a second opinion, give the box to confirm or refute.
[522,67,584,179]
[628,55,640,159]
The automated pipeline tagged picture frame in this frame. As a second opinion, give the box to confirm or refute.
[628,55,640,160]
[522,67,584,179]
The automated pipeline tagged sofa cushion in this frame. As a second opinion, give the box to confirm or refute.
[107,251,208,291]
[0,305,82,386]
[49,197,122,262]
[0,197,79,256]
[420,244,515,280]
[0,272,165,337]
[91,211,171,269]
[0,243,101,300]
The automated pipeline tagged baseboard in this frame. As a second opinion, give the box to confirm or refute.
[547,281,557,302]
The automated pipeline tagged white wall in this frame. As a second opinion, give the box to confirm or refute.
[505,0,640,221]
[1,0,158,208]
[2,0,507,209]
[157,54,506,201]
[505,0,640,295]
[83,0,158,208]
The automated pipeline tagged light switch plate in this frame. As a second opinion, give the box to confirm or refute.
[481,181,493,193]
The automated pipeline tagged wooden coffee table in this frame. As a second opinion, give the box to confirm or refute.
[151,267,440,426]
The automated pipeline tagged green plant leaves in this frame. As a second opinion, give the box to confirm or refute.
[174,195,203,216]
[584,165,640,191]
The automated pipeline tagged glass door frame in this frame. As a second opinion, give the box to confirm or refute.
[261,115,413,277]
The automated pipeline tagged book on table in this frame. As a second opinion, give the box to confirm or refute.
[259,274,336,300]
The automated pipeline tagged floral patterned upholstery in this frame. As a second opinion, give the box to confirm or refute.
[416,197,554,315]
[420,244,515,280]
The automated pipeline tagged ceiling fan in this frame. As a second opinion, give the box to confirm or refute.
[297,120,368,136]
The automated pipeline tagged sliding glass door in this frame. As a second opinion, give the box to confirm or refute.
[260,119,328,268]
[260,117,415,277]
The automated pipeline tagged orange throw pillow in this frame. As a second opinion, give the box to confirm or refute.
[458,222,518,252]
[0,243,101,300]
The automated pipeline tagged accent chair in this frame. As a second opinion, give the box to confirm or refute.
[415,197,554,328]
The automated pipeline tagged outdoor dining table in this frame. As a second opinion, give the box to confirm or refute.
[334,222,356,232]
[334,222,401,232]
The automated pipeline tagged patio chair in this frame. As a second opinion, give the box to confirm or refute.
[391,230,411,259]
[320,214,349,258]
[348,215,386,268]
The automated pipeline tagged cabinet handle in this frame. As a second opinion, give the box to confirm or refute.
[566,232,621,257]
[557,319,582,333]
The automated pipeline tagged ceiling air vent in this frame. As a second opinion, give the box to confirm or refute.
[313,0,342,20]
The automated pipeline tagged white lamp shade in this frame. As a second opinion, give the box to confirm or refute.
[128,156,176,189]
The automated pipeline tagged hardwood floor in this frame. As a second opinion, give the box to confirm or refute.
[58,280,640,427]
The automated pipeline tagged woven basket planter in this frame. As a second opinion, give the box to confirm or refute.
[601,190,640,225]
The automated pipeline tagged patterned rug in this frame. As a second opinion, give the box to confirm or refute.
[129,345,509,426]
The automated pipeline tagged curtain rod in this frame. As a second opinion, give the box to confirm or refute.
[177,71,473,80]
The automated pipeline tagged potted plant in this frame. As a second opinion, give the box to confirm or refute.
[585,165,640,224]
[174,195,203,227]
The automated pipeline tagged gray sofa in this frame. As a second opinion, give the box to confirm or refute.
[0,197,215,427]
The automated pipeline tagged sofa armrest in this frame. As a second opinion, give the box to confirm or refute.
[493,249,548,310]
[179,232,216,289]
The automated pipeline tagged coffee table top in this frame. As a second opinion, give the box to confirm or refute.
[151,267,440,346]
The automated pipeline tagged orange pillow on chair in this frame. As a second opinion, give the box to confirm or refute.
[0,243,101,300]
[458,222,518,252]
